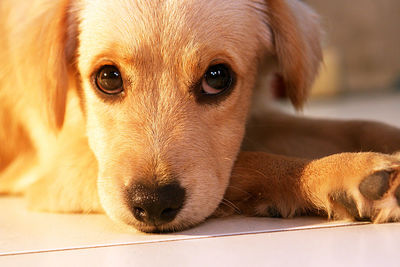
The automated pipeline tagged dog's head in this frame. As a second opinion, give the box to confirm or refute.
[30,0,321,232]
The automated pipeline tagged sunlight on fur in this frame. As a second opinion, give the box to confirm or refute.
[1,0,400,233]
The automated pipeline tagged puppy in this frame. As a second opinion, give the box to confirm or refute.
[1,0,400,233]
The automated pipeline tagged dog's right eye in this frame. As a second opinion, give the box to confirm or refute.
[192,63,235,104]
[95,65,123,95]
[201,64,233,95]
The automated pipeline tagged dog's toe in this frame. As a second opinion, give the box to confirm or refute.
[333,191,366,220]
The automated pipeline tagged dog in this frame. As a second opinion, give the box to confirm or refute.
[1,0,400,233]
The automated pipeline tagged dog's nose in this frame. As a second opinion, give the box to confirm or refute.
[129,182,186,226]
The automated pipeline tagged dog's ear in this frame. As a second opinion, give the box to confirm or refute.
[264,0,323,108]
[9,0,77,129]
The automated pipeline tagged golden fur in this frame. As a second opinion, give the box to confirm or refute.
[1,0,400,232]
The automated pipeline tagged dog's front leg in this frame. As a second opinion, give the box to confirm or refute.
[214,152,400,223]
[25,135,103,214]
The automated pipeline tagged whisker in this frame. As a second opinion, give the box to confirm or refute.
[226,185,253,197]
[234,166,270,180]
[221,198,242,215]
[206,196,242,215]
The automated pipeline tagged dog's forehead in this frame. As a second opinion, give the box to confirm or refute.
[78,0,270,71]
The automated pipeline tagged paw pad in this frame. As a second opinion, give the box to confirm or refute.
[359,171,390,200]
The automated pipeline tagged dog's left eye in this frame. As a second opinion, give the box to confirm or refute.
[95,65,123,95]
[201,64,232,95]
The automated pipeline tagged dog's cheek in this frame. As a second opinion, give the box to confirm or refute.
[167,164,222,230]
[96,172,139,227]
[175,123,247,225]
[83,98,123,166]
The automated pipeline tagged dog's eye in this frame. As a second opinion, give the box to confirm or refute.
[201,64,232,95]
[95,65,123,94]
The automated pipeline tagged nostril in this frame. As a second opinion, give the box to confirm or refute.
[160,207,180,222]
[132,207,147,222]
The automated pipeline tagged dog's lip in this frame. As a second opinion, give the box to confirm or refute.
[133,222,180,233]
[138,225,175,233]
[117,212,177,233]
[125,215,200,233]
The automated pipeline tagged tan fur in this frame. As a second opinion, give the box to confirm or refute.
[216,152,400,222]
[1,0,400,232]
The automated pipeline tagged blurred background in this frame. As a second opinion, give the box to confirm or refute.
[302,0,400,98]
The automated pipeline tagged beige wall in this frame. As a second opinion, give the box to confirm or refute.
[305,0,400,93]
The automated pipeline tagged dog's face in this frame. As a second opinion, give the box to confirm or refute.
[76,0,269,232]
[36,0,320,232]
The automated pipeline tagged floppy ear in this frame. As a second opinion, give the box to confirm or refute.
[7,0,77,129]
[265,0,323,108]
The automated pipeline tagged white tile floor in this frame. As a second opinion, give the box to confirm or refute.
[1,92,400,266]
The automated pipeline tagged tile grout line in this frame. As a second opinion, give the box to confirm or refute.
[0,221,369,257]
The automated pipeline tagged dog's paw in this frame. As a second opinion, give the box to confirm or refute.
[329,158,400,223]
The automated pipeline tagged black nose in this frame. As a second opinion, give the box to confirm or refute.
[128,182,186,226]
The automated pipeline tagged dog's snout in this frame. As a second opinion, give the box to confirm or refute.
[129,182,186,226]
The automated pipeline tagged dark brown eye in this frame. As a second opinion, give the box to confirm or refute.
[95,65,123,94]
[201,64,232,95]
